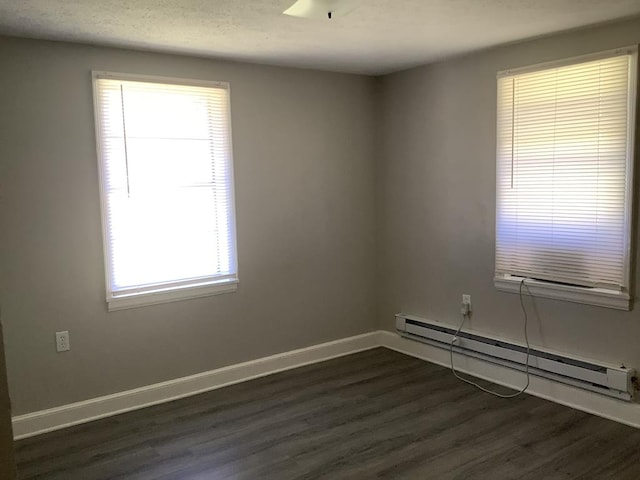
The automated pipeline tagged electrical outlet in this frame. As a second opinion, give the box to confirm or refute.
[55,331,70,352]
[462,294,472,310]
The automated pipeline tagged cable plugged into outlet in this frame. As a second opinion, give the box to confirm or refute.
[461,294,471,316]
[55,331,70,352]
[451,279,531,399]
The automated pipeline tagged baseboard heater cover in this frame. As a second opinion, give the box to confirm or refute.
[396,313,636,402]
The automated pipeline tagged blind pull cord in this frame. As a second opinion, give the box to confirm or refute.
[120,85,132,197]
[510,77,515,189]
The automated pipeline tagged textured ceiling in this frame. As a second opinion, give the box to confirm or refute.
[0,0,639,75]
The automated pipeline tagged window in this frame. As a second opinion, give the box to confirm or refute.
[494,48,637,309]
[93,73,238,311]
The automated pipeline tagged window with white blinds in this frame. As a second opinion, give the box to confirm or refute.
[93,73,238,310]
[495,48,637,307]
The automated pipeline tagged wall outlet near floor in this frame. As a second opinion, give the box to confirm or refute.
[55,331,70,352]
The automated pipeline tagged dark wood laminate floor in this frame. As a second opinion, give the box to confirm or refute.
[15,348,640,479]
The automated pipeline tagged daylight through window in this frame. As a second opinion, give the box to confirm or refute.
[494,48,637,308]
[93,73,238,310]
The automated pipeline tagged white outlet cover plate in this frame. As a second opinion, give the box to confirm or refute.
[55,331,70,352]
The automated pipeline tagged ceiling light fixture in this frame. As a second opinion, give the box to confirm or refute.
[283,0,360,20]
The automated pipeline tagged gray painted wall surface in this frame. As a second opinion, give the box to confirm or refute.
[0,37,377,415]
[376,17,640,369]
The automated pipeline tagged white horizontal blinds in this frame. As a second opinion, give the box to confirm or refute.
[94,76,237,296]
[496,52,635,289]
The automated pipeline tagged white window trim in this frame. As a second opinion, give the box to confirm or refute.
[92,71,239,311]
[494,47,637,310]
[108,279,239,312]
[496,46,637,78]
[495,275,630,310]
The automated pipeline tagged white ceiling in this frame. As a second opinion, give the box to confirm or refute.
[0,0,639,75]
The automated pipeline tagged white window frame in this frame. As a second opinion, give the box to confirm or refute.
[494,47,638,310]
[92,72,239,311]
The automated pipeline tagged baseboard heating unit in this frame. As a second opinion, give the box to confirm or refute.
[396,313,636,401]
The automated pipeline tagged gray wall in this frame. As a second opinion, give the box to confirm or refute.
[377,17,640,369]
[0,37,377,415]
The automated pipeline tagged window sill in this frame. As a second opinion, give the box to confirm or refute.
[107,279,238,311]
[494,275,630,311]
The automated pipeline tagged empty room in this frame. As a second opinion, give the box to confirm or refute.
[2,0,640,478]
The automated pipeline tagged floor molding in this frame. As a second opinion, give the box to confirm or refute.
[14,329,639,439]
[380,330,640,429]
[12,331,382,439]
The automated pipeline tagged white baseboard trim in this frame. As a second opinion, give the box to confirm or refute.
[12,331,381,439]
[14,329,639,440]
[379,330,640,429]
